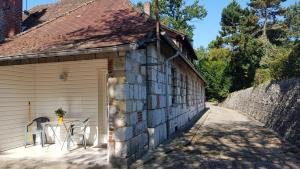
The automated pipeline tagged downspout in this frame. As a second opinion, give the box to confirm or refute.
[164,52,180,138]
[155,0,161,62]
[141,50,180,140]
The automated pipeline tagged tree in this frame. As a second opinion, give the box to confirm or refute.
[284,43,300,78]
[285,2,300,41]
[195,47,232,101]
[136,0,207,39]
[217,1,263,91]
[248,0,286,39]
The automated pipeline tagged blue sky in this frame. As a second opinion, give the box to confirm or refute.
[23,0,298,48]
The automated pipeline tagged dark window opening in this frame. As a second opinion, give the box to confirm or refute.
[186,76,189,107]
[137,112,143,122]
[171,67,176,105]
[175,126,178,132]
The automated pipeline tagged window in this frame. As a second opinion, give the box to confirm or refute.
[186,76,189,107]
[171,67,176,105]
[137,112,143,122]
[181,74,184,108]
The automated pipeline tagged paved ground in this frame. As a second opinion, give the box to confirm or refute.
[132,105,300,169]
[0,145,109,169]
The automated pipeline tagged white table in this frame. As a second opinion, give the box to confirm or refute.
[42,118,80,150]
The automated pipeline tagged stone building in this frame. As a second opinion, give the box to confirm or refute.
[0,0,206,166]
[0,0,22,41]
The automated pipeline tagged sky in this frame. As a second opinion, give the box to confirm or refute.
[23,0,299,48]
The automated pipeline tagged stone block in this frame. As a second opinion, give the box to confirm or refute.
[125,57,133,71]
[159,95,166,108]
[149,82,163,95]
[132,101,137,112]
[137,75,143,84]
[157,72,164,84]
[141,66,146,75]
[114,126,133,141]
[129,135,139,154]
[114,113,130,128]
[147,45,157,58]
[141,86,147,100]
[147,69,157,81]
[134,85,139,99]
[133,121,147,136]
[148,109,166,127]
[115,84,130,100]
[126,72,136,83]
[147,95,157,110]
[138,85,142,99]
[129,85,134,99]
[116,101,132,113]
[136,101,144,112]
[142,110,147,121]
[139,53,146,65]
[113,57,125,71]
[115,140,131,158]
[109,105,118,116]
[148,123,167,149]
[129,112,138,125]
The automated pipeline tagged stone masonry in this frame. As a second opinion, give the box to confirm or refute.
[107,43,206,167]
[0,0,22,41]
[222,78,300,148]
[147,44,205,148]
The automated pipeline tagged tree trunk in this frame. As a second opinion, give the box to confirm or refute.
[263,9,268,38]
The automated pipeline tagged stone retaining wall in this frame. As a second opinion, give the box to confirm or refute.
[221,78,300,148]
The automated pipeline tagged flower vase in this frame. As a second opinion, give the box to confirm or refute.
[58,117,64,124]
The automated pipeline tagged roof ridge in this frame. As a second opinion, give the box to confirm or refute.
[15,0,97,38]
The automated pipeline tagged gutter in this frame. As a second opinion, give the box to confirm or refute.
[0,43,139,62]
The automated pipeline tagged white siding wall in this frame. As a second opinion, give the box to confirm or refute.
[0,66,34,151]
[0,59,107,151]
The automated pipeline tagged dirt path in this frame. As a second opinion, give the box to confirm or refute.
[132,105,300,169]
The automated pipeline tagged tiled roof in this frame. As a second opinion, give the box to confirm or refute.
[22,0,92,31]
[0,0,155,57]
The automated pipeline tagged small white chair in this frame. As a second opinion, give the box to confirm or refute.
[67,118,89,150]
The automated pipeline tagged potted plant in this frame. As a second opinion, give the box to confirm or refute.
[55,108,67,123]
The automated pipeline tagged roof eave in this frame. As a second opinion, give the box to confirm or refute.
[160,34,208,85]
[0,43,139,61]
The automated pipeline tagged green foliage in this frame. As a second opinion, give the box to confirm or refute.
[55,108,67,117]
[230,37,264,90]
[282,43,300,78]
[256,42,300,81]
[285,2,300,41]
[136,0,207,39]
[249,0,286,38]
[217,1,263,91]
[195,47,232,101]
[254,68,271,85]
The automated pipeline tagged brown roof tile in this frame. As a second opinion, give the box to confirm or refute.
[0,0,155,57]
[22,0,93,30]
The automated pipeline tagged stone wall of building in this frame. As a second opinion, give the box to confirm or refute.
[107,50,148,166]
[0,0,22,41]
[107,44,206,167]
[221,78,300,148]
[146,44,206,148]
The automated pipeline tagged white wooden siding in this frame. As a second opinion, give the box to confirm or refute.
[0,59,107,151]
[0,65,34,151]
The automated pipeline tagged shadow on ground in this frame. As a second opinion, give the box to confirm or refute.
[132,107,300,169]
